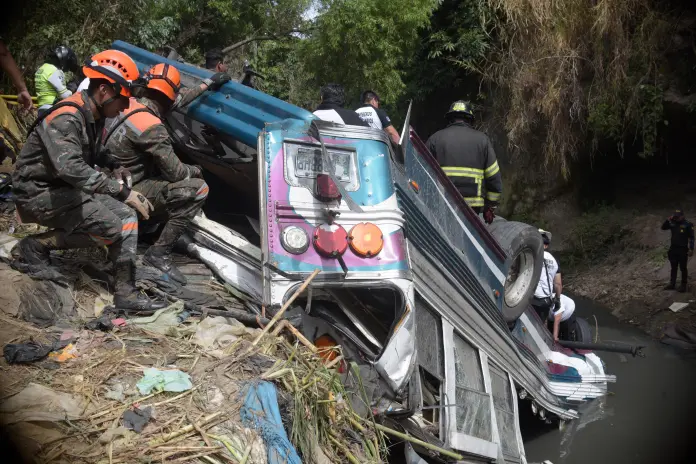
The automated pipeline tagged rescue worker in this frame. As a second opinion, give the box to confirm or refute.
[532,230,562,322]
[313,84,369,126]
[103,63,231,285]
[426,101,502,223]
[35,45,78,117]
[355,90,400,145]
[12,49,164,311]
[661,209,695,292]
[0,38,33,109]
[548,294,576,342]
[204,49,229,73]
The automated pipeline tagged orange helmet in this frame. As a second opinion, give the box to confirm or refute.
[83,50,139,97]
[144,63,181,101]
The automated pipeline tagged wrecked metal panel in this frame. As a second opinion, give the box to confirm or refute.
[189,244,263,302]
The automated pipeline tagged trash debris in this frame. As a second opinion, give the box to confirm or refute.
[0,233,18,260]
[122,406,153,433]
[85,315,115,331]
[98,426,129,445]
[3,341,53,364]
[0,383,85,423]
[192,315,256,351]
[240,381,301,464]
[130,301,192,336]
[669,302,689,313]
[48,343,78,363]
[136,368,193,395]
[105,383,126,402]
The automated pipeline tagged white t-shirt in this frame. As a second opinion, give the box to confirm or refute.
[355,104,392,130]
[548,294,575,322]
[534,251,560,299]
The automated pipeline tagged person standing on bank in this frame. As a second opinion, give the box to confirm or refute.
[532,230,562,322]
[426,100,502,224]
[661,209,694,292]
[355,90,400,145]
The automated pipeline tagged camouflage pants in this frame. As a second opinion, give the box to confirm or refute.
[133,177,208,247]
[15,187,138,264]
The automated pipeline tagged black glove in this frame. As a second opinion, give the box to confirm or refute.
[207,72,231,91]
[67,80,78,94]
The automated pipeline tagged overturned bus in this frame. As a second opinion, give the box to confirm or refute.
[113,41,616,463]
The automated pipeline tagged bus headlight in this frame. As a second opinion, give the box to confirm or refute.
[349,222,384,257]
[281,226,309,254]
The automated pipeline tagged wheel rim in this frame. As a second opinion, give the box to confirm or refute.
[504,247,535,308]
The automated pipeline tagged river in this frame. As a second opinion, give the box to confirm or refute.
[522,296,696,464]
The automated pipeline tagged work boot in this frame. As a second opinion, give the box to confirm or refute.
[143,245,187,285]
[679,283,687,293]
[113,261,167,311]
[664,283,676,290]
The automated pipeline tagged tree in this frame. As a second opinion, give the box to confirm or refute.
[298,0,437,108]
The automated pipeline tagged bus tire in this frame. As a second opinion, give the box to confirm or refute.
[573,317,593,343]
[488,221,544,322]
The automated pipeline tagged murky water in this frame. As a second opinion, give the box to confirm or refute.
[522,296,696,464]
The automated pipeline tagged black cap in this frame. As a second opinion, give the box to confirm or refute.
[674,208,684,216]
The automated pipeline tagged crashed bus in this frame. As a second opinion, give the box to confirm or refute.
[113,41,620,463]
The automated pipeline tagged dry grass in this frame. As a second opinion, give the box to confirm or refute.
[481,0,672,176]
[0,310,389,463]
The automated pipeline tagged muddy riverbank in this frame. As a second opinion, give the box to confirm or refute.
[522,296,696,464]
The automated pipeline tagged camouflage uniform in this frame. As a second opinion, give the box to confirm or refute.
[12,92,137,267]
[103,87,209,284]
[104,87,209,249]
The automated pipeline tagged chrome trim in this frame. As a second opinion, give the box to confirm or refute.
[311,121,393,146]
[268,269,411,282]
[258,131,271,306]
[276,203,405,226]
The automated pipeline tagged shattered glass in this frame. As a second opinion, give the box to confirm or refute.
[415,297,443,378]
[489,363,519,457]
[454,387,492,441]
[453,334,491,441]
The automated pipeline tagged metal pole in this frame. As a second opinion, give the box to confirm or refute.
[558,340,645,357]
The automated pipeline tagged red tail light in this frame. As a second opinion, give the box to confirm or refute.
[313,223,348,257]
[315,173,341,202]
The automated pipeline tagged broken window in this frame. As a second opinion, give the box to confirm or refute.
[489,363,520,459]
[453,333,492,442]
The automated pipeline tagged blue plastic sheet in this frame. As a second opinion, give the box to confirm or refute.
[240,381,301,464]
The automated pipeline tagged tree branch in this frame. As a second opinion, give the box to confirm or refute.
[221,28,314,54]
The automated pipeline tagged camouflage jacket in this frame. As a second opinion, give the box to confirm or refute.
[103,86,206,185]
[12,91,121,203]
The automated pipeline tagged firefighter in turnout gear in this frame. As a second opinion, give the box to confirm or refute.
[12,50,165,311]
[103,63,231,285]
[661,208,695,292]
[426,101,502,223]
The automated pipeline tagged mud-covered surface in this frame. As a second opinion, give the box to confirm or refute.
[522,297,696,464]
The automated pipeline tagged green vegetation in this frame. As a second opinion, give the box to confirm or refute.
[2,0,694,179]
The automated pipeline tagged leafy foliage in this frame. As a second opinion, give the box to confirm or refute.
[298,0,437,108]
